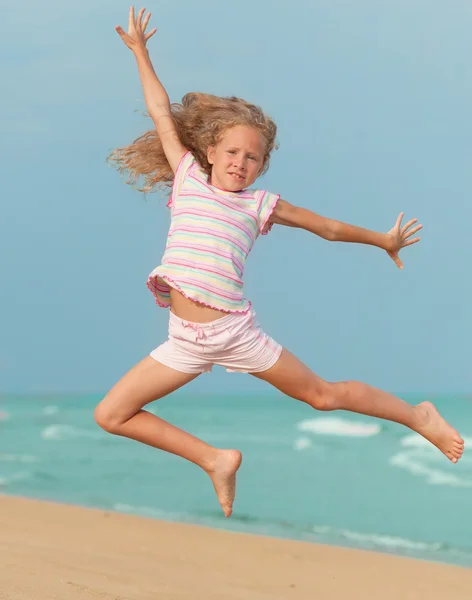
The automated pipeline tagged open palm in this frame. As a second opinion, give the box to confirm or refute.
[116,6,157,52]
[386,212,422,269]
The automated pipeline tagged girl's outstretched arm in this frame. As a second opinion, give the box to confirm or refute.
[116,7,187,173]
[270,199,422,270]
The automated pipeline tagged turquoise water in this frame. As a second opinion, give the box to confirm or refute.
[1,393,472,566]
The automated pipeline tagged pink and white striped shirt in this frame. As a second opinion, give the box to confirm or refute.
[147,152,280,313]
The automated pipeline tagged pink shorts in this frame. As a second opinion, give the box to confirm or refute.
[150,309,283,374]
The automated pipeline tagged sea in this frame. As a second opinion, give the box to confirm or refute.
[1,392,472,567]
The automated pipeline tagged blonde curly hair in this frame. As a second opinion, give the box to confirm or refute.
[108,92,278,194]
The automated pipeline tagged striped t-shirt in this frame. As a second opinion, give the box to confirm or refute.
[147,152,280,313]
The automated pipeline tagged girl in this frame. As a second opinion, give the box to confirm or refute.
[95,7,464,518]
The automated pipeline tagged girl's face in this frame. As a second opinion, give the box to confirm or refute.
[207,125,266,192]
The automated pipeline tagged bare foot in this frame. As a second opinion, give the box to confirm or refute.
[205,449,242,517]
[414,401,464,463]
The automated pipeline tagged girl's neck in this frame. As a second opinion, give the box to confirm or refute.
[208,175,243,194]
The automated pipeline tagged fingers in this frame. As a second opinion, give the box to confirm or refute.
[126,6,153,33]
[402,237,420,247]
[388,250,403,269]
[115,25,127,39]
[145,28,158,41]
[142,11,152,30]
[403,224,422,239]
[401,218,419,234]
[119,7,154,47]
[128,5,135,31]
[387,213,422,268]
[138,7,146,27]
[393,255,403,269]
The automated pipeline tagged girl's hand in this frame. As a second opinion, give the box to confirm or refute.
[386,212,422,269]
[115,6,157,53]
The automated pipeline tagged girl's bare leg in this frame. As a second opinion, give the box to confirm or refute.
[94,356,242,516]
[252,349,464,462]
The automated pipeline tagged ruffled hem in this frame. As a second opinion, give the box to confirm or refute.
[146,272,252,315]
[260,193,280,236]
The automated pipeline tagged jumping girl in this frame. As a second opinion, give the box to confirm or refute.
[94,7,464,517]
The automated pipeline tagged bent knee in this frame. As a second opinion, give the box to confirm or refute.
[94,400,124,434]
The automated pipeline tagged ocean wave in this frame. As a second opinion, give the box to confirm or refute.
[297,417,381,438]
[111,503,472,565]
[311,525,445,553]
[0,471,31,487]
[0,454,40,463]
[113,503,190,522]
[0,411,10,421]
[42,405,59,416]
[40,425,102,441]
[391,433,472,487]
[389,451,472,488]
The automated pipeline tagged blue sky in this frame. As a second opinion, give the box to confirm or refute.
[2,1,471,395]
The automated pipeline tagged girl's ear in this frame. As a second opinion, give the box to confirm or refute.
[207,145,215,165]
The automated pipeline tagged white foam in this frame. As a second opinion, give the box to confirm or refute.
[113,503,185,521]
[312,526,443,552]
[297,417,380,438]
[293,437,312,451]
[0,472,31,487]
[41,425,102,441]
[389,451,472,488]
[400,434,431,448]
[42,405,59,416]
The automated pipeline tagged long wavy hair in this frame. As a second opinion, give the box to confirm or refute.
[108,93,278,194]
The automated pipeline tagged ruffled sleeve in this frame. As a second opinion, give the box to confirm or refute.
[166,152,196,210]
[256,190,281,235]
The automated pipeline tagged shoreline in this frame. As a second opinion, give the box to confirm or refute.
[2,495,472,600]
[2,491,470,568]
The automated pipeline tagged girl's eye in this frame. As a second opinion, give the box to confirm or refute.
[248,156,256,161]
[228,150,236,155]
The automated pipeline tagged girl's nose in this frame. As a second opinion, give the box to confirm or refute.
[233,157,246,170]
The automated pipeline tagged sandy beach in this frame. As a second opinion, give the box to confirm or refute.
[1,496,471,600]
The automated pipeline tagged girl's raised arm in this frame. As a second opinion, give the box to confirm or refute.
[116,6,187,173]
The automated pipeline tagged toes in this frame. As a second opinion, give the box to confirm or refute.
[447,447,463,462]
[453,442,464,454]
